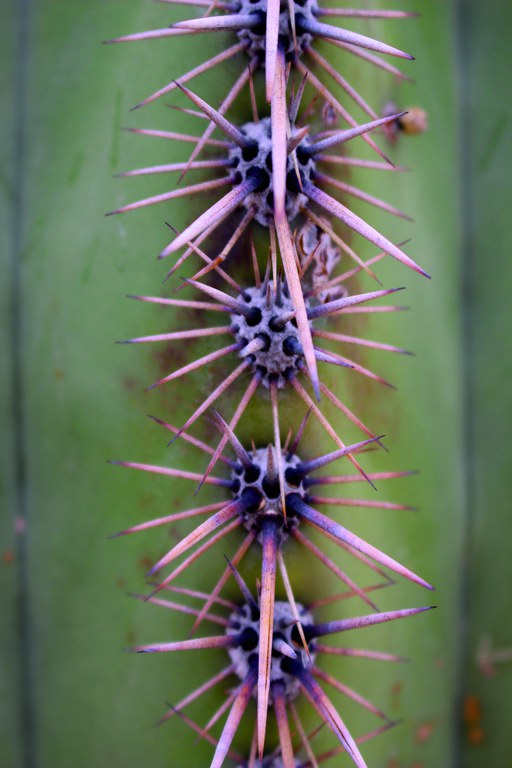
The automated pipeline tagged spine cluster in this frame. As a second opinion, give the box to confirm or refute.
[108,2,433,766]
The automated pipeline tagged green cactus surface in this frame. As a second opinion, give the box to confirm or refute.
[2,1,511,766]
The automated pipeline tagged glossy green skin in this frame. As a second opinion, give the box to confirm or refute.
[2,0,511,766]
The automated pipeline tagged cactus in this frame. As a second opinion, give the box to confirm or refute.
[2,1,511,767]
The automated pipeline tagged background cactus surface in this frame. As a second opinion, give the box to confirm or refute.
[2,0,512,766]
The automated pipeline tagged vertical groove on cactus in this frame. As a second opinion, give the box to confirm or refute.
[9,3,36,767]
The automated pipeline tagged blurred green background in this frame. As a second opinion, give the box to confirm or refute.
[2,0,511,766]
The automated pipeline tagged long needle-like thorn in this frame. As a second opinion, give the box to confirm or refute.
[288,496,434,590]
[210,667,258,768]
[304,183,429,278]
[257,519,279,759]
[270,380,287,518]
[277,550,310,657]
[265,0,281,101]
[275,214,320,399]
[274,681,295,768]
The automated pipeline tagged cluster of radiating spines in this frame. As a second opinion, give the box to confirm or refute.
[130,583,414,766]
[111,415,432,680]
[107,0,418,303]
[110,80,421,275]
[120,261,411,487]
[109,75,427,398]
[108,0,415,116]
[132,559,433,768]
[108,2,429,763]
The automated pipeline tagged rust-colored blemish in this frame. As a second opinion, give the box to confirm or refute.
[116,577,126,589]
[122,375,138,392]
[467,727,485,745]
[2,550,14,565]
[138,555,153,572]
[463,694,485,745]
[200,411,221,444]
[137,493,156,510]
[415,721,434,743]
[390,680,403,710]
[386,759,400,768]
[463,695,482,728]
[153,342,188,377]
[54,368,64,380]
